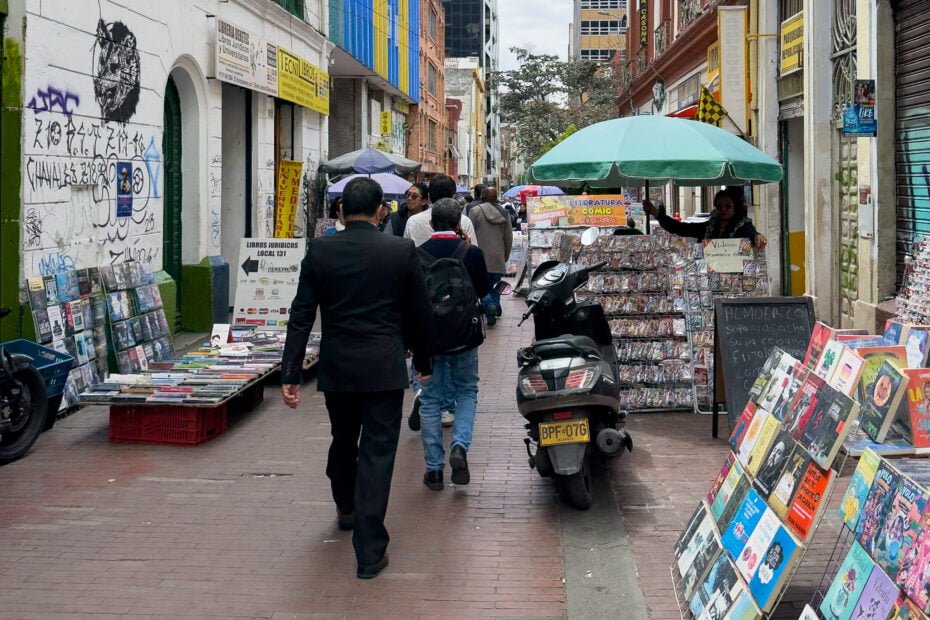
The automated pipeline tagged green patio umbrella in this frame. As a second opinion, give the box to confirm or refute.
[529,116,783,188]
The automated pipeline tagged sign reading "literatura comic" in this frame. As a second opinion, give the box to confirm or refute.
[528,195,628,227]
[233,238,306,330]
[277,47,330,115]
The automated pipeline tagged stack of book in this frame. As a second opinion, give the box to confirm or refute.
[823,449,930,619]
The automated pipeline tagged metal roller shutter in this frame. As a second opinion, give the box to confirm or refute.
[895,0,930,284]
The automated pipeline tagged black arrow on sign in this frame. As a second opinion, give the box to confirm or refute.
[241,257,259,275]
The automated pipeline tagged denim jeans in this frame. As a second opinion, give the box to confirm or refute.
[482,272,503,317]
[411,359,455,411]
[419,347,480,471]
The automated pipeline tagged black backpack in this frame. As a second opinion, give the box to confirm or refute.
[418,243,484,354]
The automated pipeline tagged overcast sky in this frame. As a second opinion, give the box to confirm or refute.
[498,1,573,71]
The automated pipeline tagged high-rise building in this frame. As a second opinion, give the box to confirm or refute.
[573,0,628,64]
[443,0,499,185]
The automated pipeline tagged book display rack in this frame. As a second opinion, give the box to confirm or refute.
[26,268,108,410]
[897,236,930,326]
[677,241,770,413]
[557,232,697,412]
[810,452,930,619]
[99,262,173,374]
[671,339,864,618]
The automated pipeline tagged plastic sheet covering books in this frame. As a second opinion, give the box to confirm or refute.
[26,268,108,411]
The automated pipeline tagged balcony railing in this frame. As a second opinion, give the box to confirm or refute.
[654,19,672,58]
[635,49,647,78]
[679,0,703,32]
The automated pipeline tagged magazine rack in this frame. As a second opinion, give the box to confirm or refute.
[809,527,855,613]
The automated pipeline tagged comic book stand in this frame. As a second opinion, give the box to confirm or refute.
[668,453,851,618]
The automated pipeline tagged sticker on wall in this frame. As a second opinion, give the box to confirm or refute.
[116,161,133,217]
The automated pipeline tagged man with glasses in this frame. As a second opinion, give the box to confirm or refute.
[384,183,429,237]
[403,174,478,247]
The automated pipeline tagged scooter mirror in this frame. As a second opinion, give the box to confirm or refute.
[494,281,513,296]
[580,227,600,246]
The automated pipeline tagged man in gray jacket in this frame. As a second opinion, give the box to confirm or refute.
[469,187,513,326]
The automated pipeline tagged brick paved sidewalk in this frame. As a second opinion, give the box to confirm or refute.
[0,300,565,619]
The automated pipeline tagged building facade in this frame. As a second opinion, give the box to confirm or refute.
[0,0,331,338]
[405,0,448,177]
[444,0,499,185]
[445,57,485,189]
[327,0,420,158]
[572,0,629,63]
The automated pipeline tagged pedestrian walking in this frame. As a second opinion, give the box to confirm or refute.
[469,187,513,326]
[383,182,429,237]
[417,198,491,490]
[463,183,485,217]
[403,174,478,247]
[281,177,434,580]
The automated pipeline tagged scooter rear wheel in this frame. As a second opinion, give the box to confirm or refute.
[0,366,48,465]
[554,457,593,510]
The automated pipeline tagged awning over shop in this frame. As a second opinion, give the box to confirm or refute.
[668,103,698,119]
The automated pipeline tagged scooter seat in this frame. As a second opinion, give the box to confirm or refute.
[532,334,602,360]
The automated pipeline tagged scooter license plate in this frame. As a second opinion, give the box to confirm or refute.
[538,419,589,447]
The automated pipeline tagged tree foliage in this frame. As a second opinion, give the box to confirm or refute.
[492,48,618,167]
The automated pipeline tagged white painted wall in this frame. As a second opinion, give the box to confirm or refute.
[19,0,328,280]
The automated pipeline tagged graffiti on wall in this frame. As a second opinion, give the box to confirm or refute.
[27,86,80,117]
[92,19,141,123]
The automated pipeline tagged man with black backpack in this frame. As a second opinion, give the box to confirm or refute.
[417,198,490,490]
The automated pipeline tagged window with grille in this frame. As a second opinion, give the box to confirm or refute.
[579,20,625,35]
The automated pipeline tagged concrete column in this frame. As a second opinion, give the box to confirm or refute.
[754,0,783,295]
[803,0,839,323]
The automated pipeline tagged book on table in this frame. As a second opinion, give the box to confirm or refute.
[855,459,901,557]
[858,359,910,443]
[784,460,835,542]
[838,448,881,531]
[820,541,874,620]
[873,475,928,581]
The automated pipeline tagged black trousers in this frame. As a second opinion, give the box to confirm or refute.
[323,389,404,568]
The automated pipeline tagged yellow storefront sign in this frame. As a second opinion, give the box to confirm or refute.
[528,196,628,227]
[380,111,392,136]
[780,12,804,76]
[274,160,304,238]
[277,47,330,115]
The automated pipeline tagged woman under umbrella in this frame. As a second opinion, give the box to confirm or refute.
[642,187,767,250]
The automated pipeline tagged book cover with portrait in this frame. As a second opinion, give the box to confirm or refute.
[855,460,901,557]
[858,360,910,443]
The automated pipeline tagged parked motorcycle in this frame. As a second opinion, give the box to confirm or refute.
[0,307,50,464]
[511,227,632,509]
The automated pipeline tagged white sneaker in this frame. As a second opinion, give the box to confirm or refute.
[441,410,455,427]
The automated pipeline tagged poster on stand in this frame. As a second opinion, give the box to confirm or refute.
[528,195,628,228]
[233,238,305,330]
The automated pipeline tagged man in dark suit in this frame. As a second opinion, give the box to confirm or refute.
[281,177,434,580]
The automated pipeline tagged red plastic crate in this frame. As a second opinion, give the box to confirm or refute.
[109,404,228,446]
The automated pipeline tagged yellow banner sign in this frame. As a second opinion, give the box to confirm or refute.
[380,111,392,136]
[780,12,804,76]
[277,47,330,115]
[528,195,628,227]
[707,41,720,84]
[274,160,303,238]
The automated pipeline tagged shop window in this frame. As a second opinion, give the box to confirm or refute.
[272,0,305,19]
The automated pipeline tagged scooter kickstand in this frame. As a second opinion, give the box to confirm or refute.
[523,438,536,469]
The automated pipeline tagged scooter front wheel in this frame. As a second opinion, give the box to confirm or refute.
[554,457,593,510]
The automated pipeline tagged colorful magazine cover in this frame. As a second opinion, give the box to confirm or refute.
[729,402,758,452]
[852,564,898,620]
[896,501,930,614]
[839,448,881,531]
[800,385,859,470]
[749,349,786,402]
[690,551,743,620]
[769,443,810,521]
[754,431,796,499]
[782,372,826,442]
[858,360,910,443]
[736,409,771,467]
[744,413,781,478]
[875,476,928,581]
[769,361,809,423]
[886,320,909,345]
[890,592,928,620]
[820,541,874,620]
[710,459,748,525]
[757,354,797,414]
[747,522,802,613]
[721,489,768,564]
[734,508,779,584]
[829,347,866,398]
[904,326,930,369]
[785,461,835,541]
[905,369,930,449]
[814,340,845,380]
[708,452,738,507]
[855,460,901,556]
[804,321,834,369]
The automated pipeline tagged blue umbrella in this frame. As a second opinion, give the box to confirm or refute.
[456,185,470,194]
[320,147,421,175]
[327,173,412,201]
[503,185,528,198]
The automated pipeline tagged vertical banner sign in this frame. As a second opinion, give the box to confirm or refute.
[639,0,648,45]
[233,238,306,329]
[215,18,277,96]
[779,12,804,76]
[274,160,304,238]
[844,79,877,137]
[718,7,748,134]
[277,47,330,115]
[380,111,392,136]
[116,161,133,217]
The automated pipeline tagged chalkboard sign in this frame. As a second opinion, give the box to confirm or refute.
[713,297,815,429]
